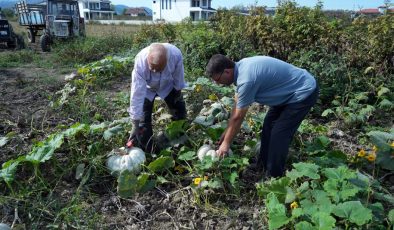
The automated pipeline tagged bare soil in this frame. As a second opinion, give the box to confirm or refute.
[0,65,65,162]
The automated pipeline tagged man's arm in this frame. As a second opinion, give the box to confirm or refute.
[128,55,147,121]
[217,100,248,156]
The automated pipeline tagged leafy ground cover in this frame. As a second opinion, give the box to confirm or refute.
[1,2,393,229]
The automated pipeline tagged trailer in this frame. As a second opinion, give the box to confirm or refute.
[15,1,46,44]
[15,0,85,52]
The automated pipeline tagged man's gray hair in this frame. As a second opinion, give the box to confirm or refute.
[148,43,168,65]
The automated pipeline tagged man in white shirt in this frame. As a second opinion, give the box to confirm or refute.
[128,43,187,152]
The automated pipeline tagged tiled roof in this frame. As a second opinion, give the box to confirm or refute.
[358,8,380,14]
[125,7,146,15]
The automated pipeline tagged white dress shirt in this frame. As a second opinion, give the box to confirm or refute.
[128,43,186,120]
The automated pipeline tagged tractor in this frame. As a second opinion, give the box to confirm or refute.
[0,13,25,49]
[15,0,85,52]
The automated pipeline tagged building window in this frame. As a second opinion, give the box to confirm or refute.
[161,0,164,9]
[191,0,200,7]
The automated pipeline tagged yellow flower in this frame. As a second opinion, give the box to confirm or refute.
[195,84,202,93]
[209,94,218,101]
[372,146,378,152]
[247,118,255,127]
[390,142,394,148]
[357,149,366,157]
[290,201,299,209]
[193,177,202,185]
[366,154,376,162]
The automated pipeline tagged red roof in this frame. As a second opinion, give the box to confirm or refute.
[125,7,147,15]
[358,8,394,14]
[359,8,380,14]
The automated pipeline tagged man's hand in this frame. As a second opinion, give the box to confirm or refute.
[216,105,248,158]
[216,142,230,158]
[129,119,140,141]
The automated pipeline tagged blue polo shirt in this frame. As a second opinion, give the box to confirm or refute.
[234,56,317,108]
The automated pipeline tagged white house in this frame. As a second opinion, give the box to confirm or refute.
[78,0,115,20]
[152,0,216,22]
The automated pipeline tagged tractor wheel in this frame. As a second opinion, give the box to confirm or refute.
[16,35,26,50]
[7,41,16,49]
[40,34,51,52]
[27,28,35,43]
[7,37,16,49]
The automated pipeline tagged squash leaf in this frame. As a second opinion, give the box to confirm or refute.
[286,162,320,181]
[103,125,124,140]
[266,193,290,230]
[388,209,394,225]
[295,221,314,230]
[117,170,138,198]
[26,134,64,164]
[165,120,186,140]
[206,127,225,142]
[63,123,88,137]
[137,173,155,193]
[0,160,20,183]
[256,177,291,203]
[332,201,372,226]
[147,156,175,173]
[311,212,336,230]
[177,151,195,161]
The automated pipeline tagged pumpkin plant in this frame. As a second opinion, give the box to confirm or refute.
[257,162,393,229]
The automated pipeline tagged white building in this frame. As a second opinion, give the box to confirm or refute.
[152,0,216,22]
[78,0,115,20]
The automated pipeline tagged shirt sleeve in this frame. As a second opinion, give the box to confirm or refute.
[171,47,187,90]
[236,82,256,109]
[128,54,147,120]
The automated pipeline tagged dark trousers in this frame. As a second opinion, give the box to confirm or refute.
[140,88,186,151]
[257,87,319,177]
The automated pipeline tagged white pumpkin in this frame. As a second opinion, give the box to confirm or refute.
[106,147,146,174]
[205,149,219,161]
[0,223,11,230]
[197,144,232,161]
[197,144,212,161]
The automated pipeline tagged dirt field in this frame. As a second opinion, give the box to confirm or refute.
[0,51,265,229]
[0,62,66,162]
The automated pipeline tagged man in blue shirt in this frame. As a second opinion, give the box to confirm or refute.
[205,54,319,177]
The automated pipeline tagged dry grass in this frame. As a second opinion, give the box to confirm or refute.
[9,21,26,35]
[8,20,142,38]
[85,23,141,38]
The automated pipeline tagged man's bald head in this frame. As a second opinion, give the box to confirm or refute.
[148,43,168,73]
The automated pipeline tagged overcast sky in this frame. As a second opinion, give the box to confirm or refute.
[111,0,387,10]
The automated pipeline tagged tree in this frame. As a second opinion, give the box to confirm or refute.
[0,8,16,19]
